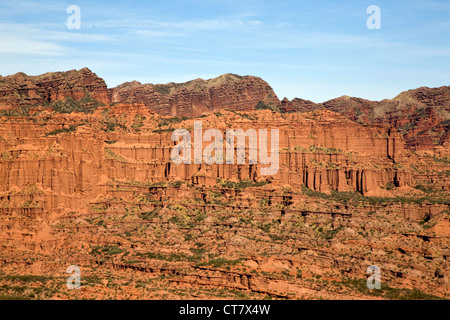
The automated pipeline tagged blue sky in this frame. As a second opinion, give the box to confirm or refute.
[0,0,448,102]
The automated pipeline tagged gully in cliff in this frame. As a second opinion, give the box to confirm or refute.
[171,121,279,176]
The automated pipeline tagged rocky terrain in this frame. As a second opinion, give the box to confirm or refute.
[111,73,280,117]
[282,87,450,152]
[2,68,448,153]
[0,68,448,300]
[0,68,279,118]
[0,68,110,108]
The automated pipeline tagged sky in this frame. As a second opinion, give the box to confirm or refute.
[0,0,449,102]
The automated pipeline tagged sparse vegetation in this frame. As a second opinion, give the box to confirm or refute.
[45,124,79,136]
[157,116,188,127]
[0,106,31,117]
[139,209,160,220]
[341,277,446,300]
[217,178,269,190]
[90,245,124,256]
[131,115,145,132]
[301,185,449,206]
[255,101,285,113]
[49,94,104,114]
[104,149,128,162]
[0,152,12,161]
[286,145,345,154]
[196,258,243,268]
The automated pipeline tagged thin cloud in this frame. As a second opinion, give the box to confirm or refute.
[410,0,450,11]
[132,30,185,38]
[0,23,114,43]
[0,0,63,13]
[82,19,261,30]
[0,37,66,56]
[231,31,375,50]
[0,22,114,57]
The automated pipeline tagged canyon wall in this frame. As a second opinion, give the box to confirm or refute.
[0,69,448,300]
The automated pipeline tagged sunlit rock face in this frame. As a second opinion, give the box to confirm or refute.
[0,69,448,300]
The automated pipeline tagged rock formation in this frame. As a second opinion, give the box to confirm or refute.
[0,68,448,300]
[110,73,280,117]
[0,68,110,108]
[282,87,450,152]
[1,68,448,153]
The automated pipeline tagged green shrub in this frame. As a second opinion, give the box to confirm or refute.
[139,210,159,220]
[50,94,104,114]
[321,226,344,240]
[169,180,185,188]
[255,101,285,113]
[136,251,199,263]
[217,179,269,190]
[157,116,188,127]
[132,115,145,131]
[0,152,12,161]
[414,184,435,193]
[196,258,242,268]
[104,149,127,162]
[45,125,78,136]
[342,277,445,300]
[153,85,171,95]
[0,106,30,117]
[90,245,123,256]
[153,128,175,134]
[381,182,395,190]
[308,145,344,154]
[0,275,51,284]
[301,185,449,206]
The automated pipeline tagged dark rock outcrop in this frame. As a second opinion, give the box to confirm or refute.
[110,73,280,117]
[0,68,109,108]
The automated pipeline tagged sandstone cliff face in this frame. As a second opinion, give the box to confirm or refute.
[2,68,447,153]
[110,74,280,117]
[0,103,448,300]
[0,107,408,204]
[281,86,450,152]
[280,97,322,113]
[0,69,279,119]
[0,68,110,108]
[0,69,448,300]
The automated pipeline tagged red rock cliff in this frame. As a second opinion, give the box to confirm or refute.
[110,73,280,117]
[0,68,110,108]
